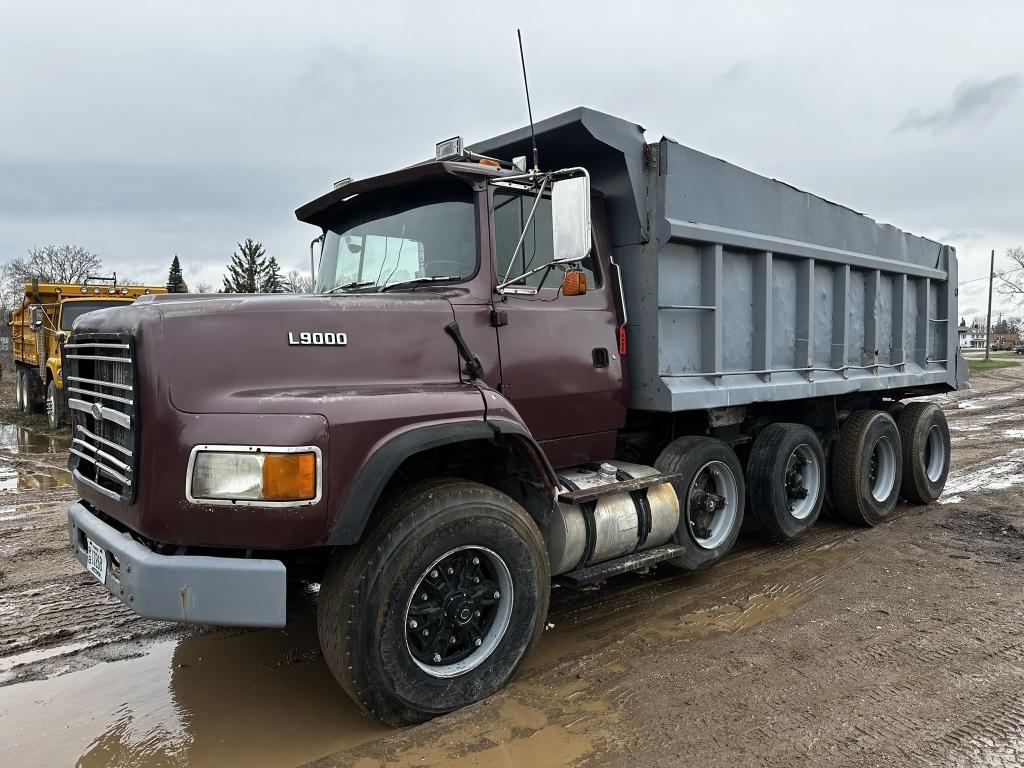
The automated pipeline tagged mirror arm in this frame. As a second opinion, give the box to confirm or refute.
[310,233,325,287]
[496,257,582,293]
[500,175,549,285]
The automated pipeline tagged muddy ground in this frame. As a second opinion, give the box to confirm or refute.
[1,365,1023,767]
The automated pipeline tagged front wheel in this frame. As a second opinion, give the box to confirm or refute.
[46,381,67,428]
[317,479,549,726]
[15,370,26,413]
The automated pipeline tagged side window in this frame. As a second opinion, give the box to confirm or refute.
[493,191,599,289]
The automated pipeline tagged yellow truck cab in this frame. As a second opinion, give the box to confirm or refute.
[9,278,167,427]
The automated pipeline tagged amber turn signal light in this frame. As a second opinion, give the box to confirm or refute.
[562,270,587,296]
[262,452,317,501]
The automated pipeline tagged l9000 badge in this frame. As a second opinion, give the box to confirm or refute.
[288,332,347,346]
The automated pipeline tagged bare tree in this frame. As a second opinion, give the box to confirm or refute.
[997,246,1024,302]
[194,281,213,294]
[5,245,103,284]
[283,268,315,294]
[1,244,103,316]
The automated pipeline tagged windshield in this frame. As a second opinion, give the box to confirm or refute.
[59,300,127,330]
[316,180,477,293]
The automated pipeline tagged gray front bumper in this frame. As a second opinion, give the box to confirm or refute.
[68,502,286,628]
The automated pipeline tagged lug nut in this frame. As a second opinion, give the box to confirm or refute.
[432,653,442,663]
[475,610,481,617]
[474,638,482,647]
[421,593,428,601]
[474,577,480,584]
[493,591,500,599]
[430,570,438,578]
[409,620,418,629]
[472,557,479,565]
[447,567,454,575]
[450,636,457,644]
[422,629,429,636]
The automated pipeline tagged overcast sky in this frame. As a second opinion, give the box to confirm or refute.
[2,1,1022,318]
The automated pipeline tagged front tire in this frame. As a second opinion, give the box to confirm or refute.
[318,479,549,726]
[46,380,67,428]
[15,370,26,412]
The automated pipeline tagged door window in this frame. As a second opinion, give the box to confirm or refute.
[493,190,599,289]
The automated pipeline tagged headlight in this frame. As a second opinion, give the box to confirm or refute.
[188,446,321,505]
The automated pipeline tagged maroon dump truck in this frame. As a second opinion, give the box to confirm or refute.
[66,108,961,725]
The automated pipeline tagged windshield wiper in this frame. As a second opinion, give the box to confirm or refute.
[380,276,462,293]
[325,280,376,294]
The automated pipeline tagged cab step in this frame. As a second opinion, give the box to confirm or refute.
[557,543,684,587]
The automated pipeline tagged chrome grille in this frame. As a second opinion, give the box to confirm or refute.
[64,336,137,500]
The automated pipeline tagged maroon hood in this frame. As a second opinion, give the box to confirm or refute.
[75,292,462,414]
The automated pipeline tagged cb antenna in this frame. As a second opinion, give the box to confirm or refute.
[517,28,539,173]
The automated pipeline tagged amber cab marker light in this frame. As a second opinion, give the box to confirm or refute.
[261,452,317,501]
[562,270,587,296]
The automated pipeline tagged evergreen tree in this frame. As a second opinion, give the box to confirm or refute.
[166,255,188,293]
[222,238,268,293]
[260,256,284,293]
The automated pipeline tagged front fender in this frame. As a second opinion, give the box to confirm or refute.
[324,385,558,545]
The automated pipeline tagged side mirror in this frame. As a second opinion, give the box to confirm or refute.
[551,174,592,263]
[29,305,44,332]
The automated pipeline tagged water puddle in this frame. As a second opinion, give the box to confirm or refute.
[0,619,391,768]
[0,423,72,454]
[0,462,72,492]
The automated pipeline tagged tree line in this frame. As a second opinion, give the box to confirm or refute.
[1,241,313,310]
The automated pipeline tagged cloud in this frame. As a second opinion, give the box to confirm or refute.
[895,74,1022,133]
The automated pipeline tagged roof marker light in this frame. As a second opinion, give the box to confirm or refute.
[435,136,463,161]
[332,177,352,190]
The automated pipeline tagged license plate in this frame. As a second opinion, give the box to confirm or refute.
[86,537,107,584]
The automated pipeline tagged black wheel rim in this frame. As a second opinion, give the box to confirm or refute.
[404,546,513,678]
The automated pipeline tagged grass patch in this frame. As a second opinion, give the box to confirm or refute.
[969,357,1022,374]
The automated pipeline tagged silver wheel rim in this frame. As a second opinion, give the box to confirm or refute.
[685,460,739,550]
[404,545,513,679]
[868,436,897,502]
[924,425,946,483]
[784,444,820,520]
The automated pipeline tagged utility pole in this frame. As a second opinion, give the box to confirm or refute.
[985,249,994,361]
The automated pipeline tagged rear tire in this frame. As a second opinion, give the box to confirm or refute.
[655,436,745,570]
[831,410,903,526]
[746,423,825,541]
[317,479,549,726]
[896,402,950,503]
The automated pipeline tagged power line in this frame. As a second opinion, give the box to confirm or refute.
[959,265,1024,286]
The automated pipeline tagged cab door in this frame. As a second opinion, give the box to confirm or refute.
[491,189,625,461]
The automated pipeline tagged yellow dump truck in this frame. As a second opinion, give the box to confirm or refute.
[9,279,167,427]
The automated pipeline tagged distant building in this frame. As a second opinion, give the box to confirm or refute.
[958,318,971,348]
[969,321,987,349]
[989,332,1020,351]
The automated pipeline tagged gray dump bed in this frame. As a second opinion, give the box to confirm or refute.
[473,107,962,413]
